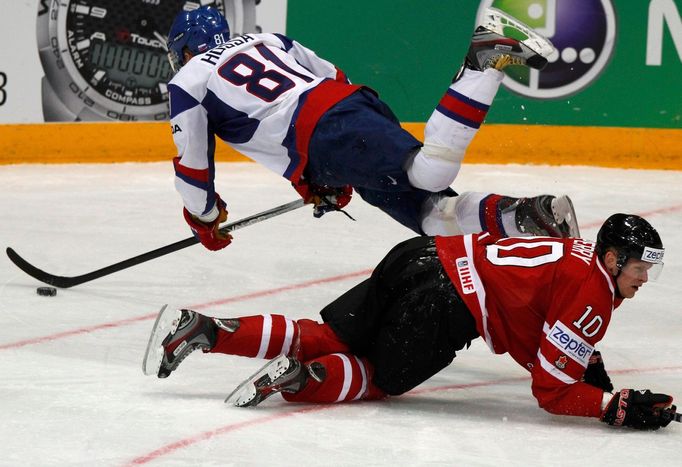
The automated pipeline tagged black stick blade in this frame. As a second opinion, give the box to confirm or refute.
[6,247,78,288]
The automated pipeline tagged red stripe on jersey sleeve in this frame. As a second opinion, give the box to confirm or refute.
[531,364,605,417]
[540,343,589,383]
[173,156,209,183]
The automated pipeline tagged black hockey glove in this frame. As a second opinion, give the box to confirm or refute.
[582,351,613,392]
[600,389,674,430]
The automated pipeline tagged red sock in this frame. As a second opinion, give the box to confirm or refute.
[210,314,299,359]
[296,319,350,360]
[209,315,350,361]
[282,353,386,403]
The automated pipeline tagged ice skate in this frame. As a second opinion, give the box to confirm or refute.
[465,7,556,72]
[142,306,217,378]
[512,195,580,238]
[225,355,310,407]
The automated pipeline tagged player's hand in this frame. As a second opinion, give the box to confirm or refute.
[183,193,232,251]
[582,350,613,392]
[293,182,353,218]
[600,389,674,430]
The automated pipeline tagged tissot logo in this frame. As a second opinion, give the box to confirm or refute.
[478,0,617,99]
[130,33,166,50]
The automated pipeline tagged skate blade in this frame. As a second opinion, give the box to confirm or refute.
[552,195,580,238]
[225,354,290,407]
[141,305,182,376]
[482,7,556,60]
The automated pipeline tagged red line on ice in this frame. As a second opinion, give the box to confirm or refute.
[125,365,682,466]
[581,204,682,229]
[0,269,372,351]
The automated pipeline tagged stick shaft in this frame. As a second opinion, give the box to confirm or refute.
[6,199,305,288]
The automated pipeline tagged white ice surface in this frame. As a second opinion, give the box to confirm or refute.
[1,162,681,466]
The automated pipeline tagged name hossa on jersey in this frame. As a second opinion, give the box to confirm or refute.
[168,33,355,218]
[436,234,623,417]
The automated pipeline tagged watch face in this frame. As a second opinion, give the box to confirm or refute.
[38,0,233,121]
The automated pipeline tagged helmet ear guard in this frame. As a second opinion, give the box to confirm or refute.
[596,213,664,280]
[167,6,230,73]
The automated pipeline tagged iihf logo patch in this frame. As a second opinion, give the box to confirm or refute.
[455,257,476,294]
[555,355,568,369]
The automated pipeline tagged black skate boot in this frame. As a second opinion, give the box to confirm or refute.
[457,7,556,77]
[142,305,224,378]
[511,195,580,238]
[225,355,325,407]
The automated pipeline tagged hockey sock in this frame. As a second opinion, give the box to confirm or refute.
[406,68,503,192]
[210,315,351,361]
[282,353,386,403]
[296,319,351,361]
[210,314,299,359]
[478,194,515,237]
[441,191,528,237]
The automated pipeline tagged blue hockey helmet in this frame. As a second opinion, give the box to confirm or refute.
[167,6,230,73]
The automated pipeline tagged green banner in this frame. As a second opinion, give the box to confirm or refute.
[287,0,682,129]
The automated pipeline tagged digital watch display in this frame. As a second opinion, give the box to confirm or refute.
[37,0,257,122]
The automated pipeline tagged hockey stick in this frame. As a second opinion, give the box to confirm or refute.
[665,409,682,424]
[6,199,305,289]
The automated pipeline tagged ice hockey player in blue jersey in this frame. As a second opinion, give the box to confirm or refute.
[166,6,580,250]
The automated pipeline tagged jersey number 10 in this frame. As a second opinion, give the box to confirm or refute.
[572,306,603,338]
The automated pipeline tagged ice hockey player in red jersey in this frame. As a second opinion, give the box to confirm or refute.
[143,214,677,430]
[165,6,580,251]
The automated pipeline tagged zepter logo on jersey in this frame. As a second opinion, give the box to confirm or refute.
[476,0,617,99]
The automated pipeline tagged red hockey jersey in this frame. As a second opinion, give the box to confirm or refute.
[436,233,623,418]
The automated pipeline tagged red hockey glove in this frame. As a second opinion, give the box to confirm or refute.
[581,351,614,392]
[600,389,674,430]
[293,182,353,218]
[183,194,232,251]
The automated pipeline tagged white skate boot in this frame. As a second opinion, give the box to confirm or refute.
[464,7,556,72]
[225,355,311,407]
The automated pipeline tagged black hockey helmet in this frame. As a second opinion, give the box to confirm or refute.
[596,213,664,279]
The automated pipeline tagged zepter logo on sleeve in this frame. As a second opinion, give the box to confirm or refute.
[547,320,595,367]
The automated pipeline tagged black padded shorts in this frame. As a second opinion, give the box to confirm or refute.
[320,236,480,395]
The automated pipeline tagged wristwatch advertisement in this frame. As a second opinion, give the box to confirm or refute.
[37,0,257,122]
